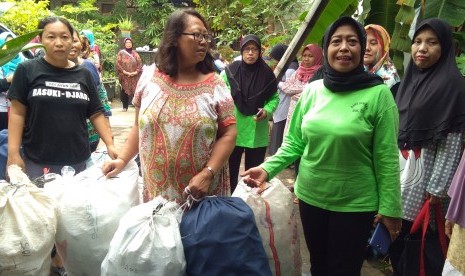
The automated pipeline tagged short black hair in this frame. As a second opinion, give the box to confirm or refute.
[38,16,74,38]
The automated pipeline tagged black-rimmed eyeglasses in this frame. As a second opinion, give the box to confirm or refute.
[181,32,213,43]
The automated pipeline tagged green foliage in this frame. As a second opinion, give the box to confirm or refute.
[303,0,359,45]
[0,0,50,35]
[132,0,175,47]
[0,30,42,66]
[456,54,465,76]
[118,16,134,31]
[424,0,465,27]
[362,0,400,36]
[58,0,98,22]
[53,0,118,80]
[194,0,306,48]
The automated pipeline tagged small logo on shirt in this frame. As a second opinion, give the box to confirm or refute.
[351,102,368,113]
[45,81,81,90]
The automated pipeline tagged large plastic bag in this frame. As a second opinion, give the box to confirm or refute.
[233,178,302,276]
[101,196,185,275]
[180,196,272,276]
[44,159,140,276]
[0,165,57,276]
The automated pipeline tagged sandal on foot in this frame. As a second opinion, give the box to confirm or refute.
[51,266,67,276]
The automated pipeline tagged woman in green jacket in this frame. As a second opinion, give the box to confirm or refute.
[221,34,278,193]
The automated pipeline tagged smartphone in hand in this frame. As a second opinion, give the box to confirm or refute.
[255,108,264,117]
[368,223,391,255]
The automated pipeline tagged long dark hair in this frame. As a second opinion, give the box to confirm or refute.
[155,9,215,77]
[38,16,74,38]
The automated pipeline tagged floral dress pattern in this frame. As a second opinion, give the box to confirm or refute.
[133,69,236,203]
[116,50,143,96]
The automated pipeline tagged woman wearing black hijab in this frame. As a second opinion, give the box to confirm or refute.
[389,18,465,275]
[221,34,278,193]
[241,17,402,276]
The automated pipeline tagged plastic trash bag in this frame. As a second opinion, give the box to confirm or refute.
[44,160,140,276]
[101,196,185,275]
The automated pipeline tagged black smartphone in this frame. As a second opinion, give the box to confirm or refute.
[256,108,264,117]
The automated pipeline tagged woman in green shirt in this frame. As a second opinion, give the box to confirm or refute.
[242,17,402,276]
[221,34,278,193]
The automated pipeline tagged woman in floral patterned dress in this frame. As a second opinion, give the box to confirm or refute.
[116,38,143,111]
[103,9,237,203]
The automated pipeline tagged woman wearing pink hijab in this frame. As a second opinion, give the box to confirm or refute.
[282,44,323,131]
[282,44,323,175]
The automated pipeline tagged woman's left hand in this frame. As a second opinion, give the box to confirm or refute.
[254,109,267,122]
[374,214,402,241]
[187,168,214,199]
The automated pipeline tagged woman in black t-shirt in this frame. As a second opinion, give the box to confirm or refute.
[7,16,117,178]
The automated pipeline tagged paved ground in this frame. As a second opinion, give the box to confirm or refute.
[105,99,394,276]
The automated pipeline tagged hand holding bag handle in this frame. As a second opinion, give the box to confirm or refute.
[409,200,448,276]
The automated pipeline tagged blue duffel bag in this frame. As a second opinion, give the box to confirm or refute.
[180,196,271,276]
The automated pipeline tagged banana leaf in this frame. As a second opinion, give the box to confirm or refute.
[364,0,400,35]
[357,0,372,25]
[424,0,465,27]
[303,0,359,44]
[453,30,465,52]
[0,30,42,67]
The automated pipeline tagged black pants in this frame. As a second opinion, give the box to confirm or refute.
[228,146,267,193]
[299,201,375,276]
[0,112,7,131]
[388,219,413,276]
[120,89,129,109]
[268,119,286,155]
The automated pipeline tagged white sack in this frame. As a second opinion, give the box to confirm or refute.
[0,165,57,276]
[101,196,185,275]
[45,160,140,276]
[233,178,302,276]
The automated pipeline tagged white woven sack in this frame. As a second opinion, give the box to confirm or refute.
[443,259,464,276]
[0,166,57,276]
[101,196,185,275]
[46,159,140,276]
[233,178,302,276]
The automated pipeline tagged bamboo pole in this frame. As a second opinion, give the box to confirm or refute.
[273,0,330,80]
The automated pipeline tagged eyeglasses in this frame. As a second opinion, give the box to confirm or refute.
[181,32,213,43]
[243,47,259,54]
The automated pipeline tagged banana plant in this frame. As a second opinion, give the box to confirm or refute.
[303,0,359,45]
[0,30,43,67]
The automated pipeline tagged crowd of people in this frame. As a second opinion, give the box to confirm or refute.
[1,6,464,276]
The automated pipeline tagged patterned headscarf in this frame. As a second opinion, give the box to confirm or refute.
[364,24,391,73]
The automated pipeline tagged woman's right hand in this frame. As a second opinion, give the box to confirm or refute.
[240,167,268,190]
[445,219,454,239]
[101,158,127,177]
[6,153,26,175]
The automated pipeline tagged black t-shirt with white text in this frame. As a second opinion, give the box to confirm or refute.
[8,57,103,165]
